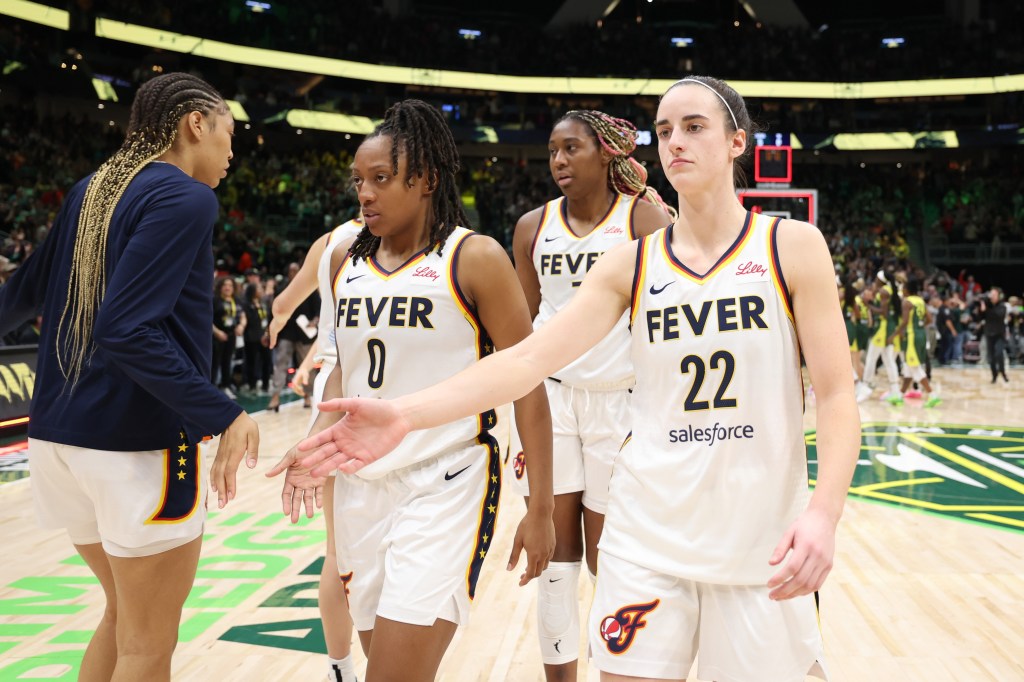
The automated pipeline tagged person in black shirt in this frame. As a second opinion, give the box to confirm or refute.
[0,73,260,681]
[241,281,272,392]
[212,276,245,392]
[979,287,1009,383]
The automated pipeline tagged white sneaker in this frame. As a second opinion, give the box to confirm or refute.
[855,382,874,403]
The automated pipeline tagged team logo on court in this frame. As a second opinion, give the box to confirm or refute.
[599,599,659,654]
[806,422,1024,532]
[513,450,526,479]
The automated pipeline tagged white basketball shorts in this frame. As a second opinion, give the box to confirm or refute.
[506,379,630,513]
[589,551,828,682]
[333,435,501,631]
[30,436,207,557]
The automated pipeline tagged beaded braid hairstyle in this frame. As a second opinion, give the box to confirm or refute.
[349,99,469,262]
[555,110,676,219]
[56,72,226,387]
[663,75,759,188]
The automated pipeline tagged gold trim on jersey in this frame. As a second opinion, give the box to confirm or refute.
[366,246,432,281]
[659,212,754,285]
[630,236,652,326]
[556,194,622,240]
[765,215,795,325]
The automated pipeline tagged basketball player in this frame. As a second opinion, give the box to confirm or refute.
[0,73,260,681]
[269,100,556,682]
[265,217,363,682]
[840,276,873,403]
[887,279,941,407]
[510,110,671,681]
[862,270,901,400]
[299,77,860,682]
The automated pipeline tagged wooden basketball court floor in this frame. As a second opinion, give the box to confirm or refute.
[0,366,1021,681]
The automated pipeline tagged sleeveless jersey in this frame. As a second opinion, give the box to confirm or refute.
[315,219,364,364]
[333,227,496,479]
[600,212,809,584]
[531,194,641,389]
[904,294,927,366]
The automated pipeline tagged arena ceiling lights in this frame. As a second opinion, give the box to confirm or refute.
[2,1,1023,99]
[1,0,67,29]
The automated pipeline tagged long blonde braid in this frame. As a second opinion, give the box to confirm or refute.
[56,73,225,387]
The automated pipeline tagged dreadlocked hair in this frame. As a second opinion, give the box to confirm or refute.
[557,110,676,220]
[56,72,225,388]
[349,99,469,262]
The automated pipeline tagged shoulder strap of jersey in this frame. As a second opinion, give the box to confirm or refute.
[629,231,656,328]
[529,199,559,260]
[626,193,641,241]
[765,214,794,324]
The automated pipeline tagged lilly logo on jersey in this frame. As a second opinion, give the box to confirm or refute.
[412,266,441,282]
[735,261,767,277]
[599,599,660,654]
[603,224,625,236]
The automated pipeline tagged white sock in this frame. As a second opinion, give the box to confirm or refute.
[328,655,357,682]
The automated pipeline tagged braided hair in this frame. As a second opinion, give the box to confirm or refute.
[556,110,675,219]
[56,72,225,387]
[349,100,469,262]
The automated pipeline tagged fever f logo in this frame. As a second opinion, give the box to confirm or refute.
[513,451,526,479]
[599,599,660,654]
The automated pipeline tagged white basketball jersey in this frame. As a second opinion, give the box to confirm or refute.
[600,212,809,584]
[532,194,640,388]
[315,219,364,364]
[333,227,496,479]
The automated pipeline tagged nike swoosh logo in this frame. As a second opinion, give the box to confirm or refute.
[548,578,563,583]
[346,274,365,283]
[544,236,561,242]
[649,282,674,295]
[444,465,471,481]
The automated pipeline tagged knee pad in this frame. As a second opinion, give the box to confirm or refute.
[537,561,581,665]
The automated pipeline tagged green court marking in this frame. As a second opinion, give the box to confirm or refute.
[48,630,92,645]
[0,623,52,637]
[808,422,1024,532]
[219,512,255,526]
[179,611,228,643]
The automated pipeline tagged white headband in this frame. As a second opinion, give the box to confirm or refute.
[675,78,739,131]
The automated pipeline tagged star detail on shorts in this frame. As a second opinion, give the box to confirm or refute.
[483,534,489,543]
[479,550,487,559]
[491,475,498,483]
[178,444,188,452]
[177,471,187,480]
[178,457,187,466]
[488,505,497,514]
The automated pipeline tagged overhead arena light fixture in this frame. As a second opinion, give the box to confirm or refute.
[245,1,271,13]
[882,37,905,48]
[671,37,694,47]
[458,29,482,40]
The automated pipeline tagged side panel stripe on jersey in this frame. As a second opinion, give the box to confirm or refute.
[465,434,501,600]
[446,231,498,434]
[767,216,795,324]
[629,235,652,327]
[626,195,640,241]
[660,212,754,284]
[528,202,550,260]
[557,194,621,240]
